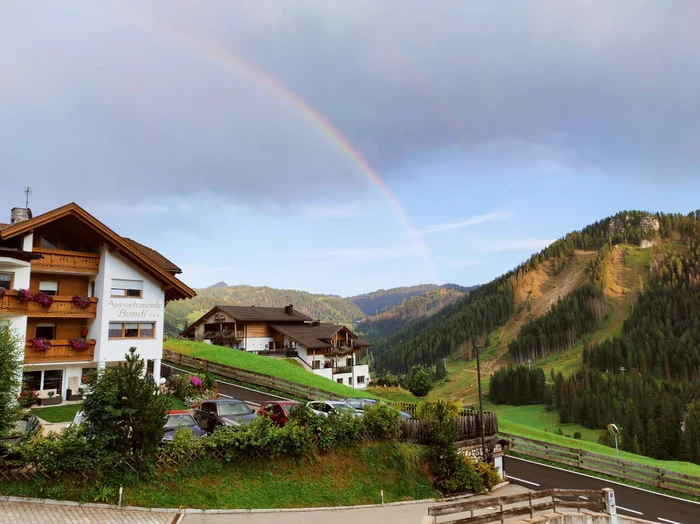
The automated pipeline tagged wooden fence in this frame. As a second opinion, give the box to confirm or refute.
[504,433,700,498]
[399,415,498,443]
[427,488,606,524]
[163,349,346,401]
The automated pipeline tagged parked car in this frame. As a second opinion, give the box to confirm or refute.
[0,414,41,459]
[193,399,256,432]
[257,401,300,427]
[344,398,413,419]
[306,400,363,417]
[162,410,207,442]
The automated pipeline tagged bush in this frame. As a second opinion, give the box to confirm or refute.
[476,461,501,489]
[362,403,400,440]
[443,456,485,494]
[17,381,38,408]
[406,366,433,397]
[19,425,115,476]
[314,411,363,450]
[573,432,582,440]
[377,373,399,387]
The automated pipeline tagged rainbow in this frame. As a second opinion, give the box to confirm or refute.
[117,7,440,282]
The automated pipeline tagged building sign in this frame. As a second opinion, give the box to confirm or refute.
[213,314,227,322]
[106,300,162,319]
[491,443,504,458]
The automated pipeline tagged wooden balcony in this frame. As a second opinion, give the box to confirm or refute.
[27,296,98,318]
[24,339,96,364]
[31,248,100,274]
[0,292,29,314]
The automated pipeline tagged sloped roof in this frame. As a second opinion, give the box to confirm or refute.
[218,305,312,322]
[0,223,9,231]
[0,203,194,301]
[123,238,182,274]
[271,323,372,349]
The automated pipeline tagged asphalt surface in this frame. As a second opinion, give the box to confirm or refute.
[506,456,700,524]
[162,363,290,406]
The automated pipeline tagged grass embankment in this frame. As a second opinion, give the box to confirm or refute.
[0,443,438,508]
[366,386,421,403]
[500,419,700,477]
[487,403,601,442]
[164,339,377,399]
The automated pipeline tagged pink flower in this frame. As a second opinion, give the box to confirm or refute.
[189,375,203,388]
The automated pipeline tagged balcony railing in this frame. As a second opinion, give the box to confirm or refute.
[27,296,98,318]
[31,248,100,274]
[332,366,353,374]
[24,339,96,364]
[206,330,244,340]
[0,292,29,315]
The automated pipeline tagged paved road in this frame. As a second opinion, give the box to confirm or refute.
[0,501,175,524]
[506,456,700,524]
[162,363,289,406]
[181,484,530,524]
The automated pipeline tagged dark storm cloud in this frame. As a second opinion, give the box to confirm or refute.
[1,1,698,208]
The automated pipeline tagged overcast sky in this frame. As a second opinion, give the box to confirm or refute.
[3,2,700,296]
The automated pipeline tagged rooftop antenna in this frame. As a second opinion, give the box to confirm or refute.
[24,186,32,208]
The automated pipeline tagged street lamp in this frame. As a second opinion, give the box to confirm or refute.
[475,343,486,460]
[607,424,620,458]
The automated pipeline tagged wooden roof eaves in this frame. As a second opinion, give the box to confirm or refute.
[0,203,195,300]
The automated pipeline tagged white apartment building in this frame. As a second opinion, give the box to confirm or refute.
[0,203,194,402]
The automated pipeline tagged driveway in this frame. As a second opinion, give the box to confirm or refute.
[181,484,530,524]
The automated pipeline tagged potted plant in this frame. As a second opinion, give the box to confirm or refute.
[69,338,90,351]
[33,291,53,308]
[73,295,91,309]
[31,338,51,351]
[16,289,34,303]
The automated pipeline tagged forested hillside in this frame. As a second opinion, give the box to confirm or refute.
[374,210,700,374]
[355,287,466,342]
[349,285,440,315]
[165,285,365,331]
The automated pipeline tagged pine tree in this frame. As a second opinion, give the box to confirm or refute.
[0,322,21,437]
[82,347,170,456]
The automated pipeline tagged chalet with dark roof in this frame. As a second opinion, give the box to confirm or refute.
[181,304,371,389]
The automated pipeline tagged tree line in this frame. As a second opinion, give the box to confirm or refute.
[585,241,700,381]
[488,366,551,406]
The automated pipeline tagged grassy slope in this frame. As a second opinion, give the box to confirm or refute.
[165,339,376,399]
[366,386,422,403]
[124,443,438,509]
[500,420,700,477]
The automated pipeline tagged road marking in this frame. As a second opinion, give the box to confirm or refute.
[617,506,643,516]
[658,518,683,524]
[509,457,700,506]
[506,475,540,487]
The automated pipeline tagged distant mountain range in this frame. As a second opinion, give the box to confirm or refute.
[164,282,478,339]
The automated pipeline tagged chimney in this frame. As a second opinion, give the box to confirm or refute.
[10,207,31,224]
[284,304,293,316]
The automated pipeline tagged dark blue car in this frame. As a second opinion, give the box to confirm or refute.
[162,410,207,442]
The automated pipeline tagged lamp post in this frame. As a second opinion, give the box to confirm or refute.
[475,343,487,460]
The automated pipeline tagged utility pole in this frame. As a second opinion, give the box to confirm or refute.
[475,343,486,460]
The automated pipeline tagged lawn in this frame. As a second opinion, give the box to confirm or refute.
[30,403,82,423]
[164,339,377,399]
[366,386,421,403]
[500,419,700,477]
[486,403,602,442]
[164,395,189,410]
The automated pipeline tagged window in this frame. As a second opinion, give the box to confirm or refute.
[357,376,365,384]
[110,279,143,298]
[40,236,59,249]
[312,360,320,370]
[348,377,353,385]
[336,378,343,384]
[346,357,353,367]
[39,281,59,296]
[43,370,63,392]
[108,322,155,339]
[0,273,12,291]
[35,324,56,339]
[23,371,41,391]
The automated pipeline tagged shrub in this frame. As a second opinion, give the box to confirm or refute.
[406,366,433,397]
[377,373,399,387]
[17,381,38,408]
[443,456,485,494]
[573,432,582,440]
[362,403,400,440]
[476,461,502,489]
[0,322,22,436]
[314,411,363,450]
